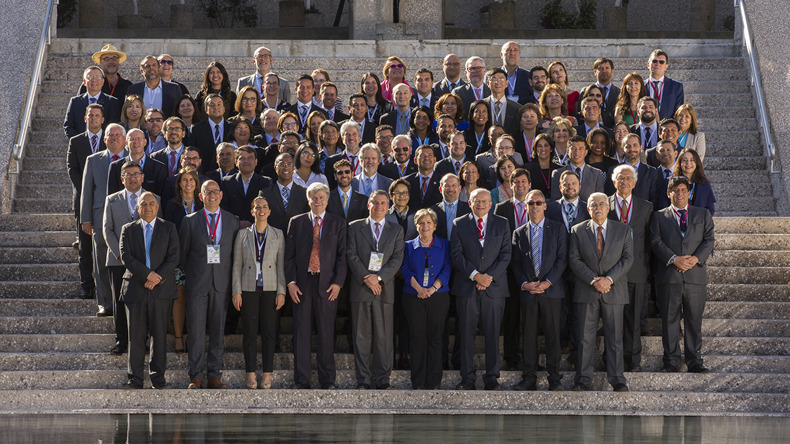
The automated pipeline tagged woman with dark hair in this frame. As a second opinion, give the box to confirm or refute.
[229,118,261,149]
[120,94,145,130]
[360,72,389,124]
[304,110,327,145]
[293,141,328,188]
[539,83,575,129]
[614,72,647,126]
[464,100,492,156]
[194,61,237,120]
[318,120,341,174]
[409,106,438,150]
[612,120,630,164]
[673,148,716,215]
[515,103,541,162]
[434,93,468,131]
[586,127,619,180]
[458,161,483,203]
[174,94,199,131]
[490,155,517,204]
[548,61,580,115]
[228,86,264,136]
[525,134,561,198]
[164,167,203,354]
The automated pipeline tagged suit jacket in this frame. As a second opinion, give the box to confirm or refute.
[432,156,465,179]
[346,218,405,303]
[327,187,368,223]
[650,205,714,285]
[546,199,590,233]
[503,67,533,105]
[452,83,491,117]
[78,73,132,102]
[379,109,413,135]
[338,118,376,145]
[605,162,662,210]
[119,218,180,303]
[574,123,613,140]
[163,197,202,231]
[107,156,168,197]
[190,119,230,172]
[485,96,521,135]
[510,218,568,300]
[80,149,126,224]
[405,172,442,210]
[261,182,309,234]
[351,173,393,197]
[385,207,417,241]
[326,108,350,123]
[608,195,652,283]
[179,208,240,294]
[126,80,182,119]
[381,160,417,180]
[207,167,239,184]
[450,213,512,298]
[236,73,290,103]
[550,163,604,202]
[682,131,706,160]
[493,198,529,233]
[568,220,634,304]
[63,93,120,139]
[646,76,684,120]
[284,102,325,134]
[285,212,347,293]
[579,83,620,120]
[220,172,273,223]
[67,131,106,211]
[103,190,161,267]
[161,172,210,206]
[690,180,716,216]
[432,77,466,97]
[431,200,471,241]
[231,224,286,295]
[401,237,452,294]
[410,94,438,112]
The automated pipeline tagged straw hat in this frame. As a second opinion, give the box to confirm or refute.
[92,44,127,64]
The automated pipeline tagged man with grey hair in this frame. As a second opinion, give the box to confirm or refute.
[326,121,363,189]
[352,144,393,197]
[452,56,491,116]
[65,66,120,138]
[500,41,533,104]
[379,83,413,136]
[127,56,182,118]
[207,142,239,183]
[157,53,189,95]
[237,45,290,102]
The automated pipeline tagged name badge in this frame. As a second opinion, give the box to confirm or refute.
[508,94,519,102]
[207,244,221,264]
[423,268,430,287]
[368,252,383,272]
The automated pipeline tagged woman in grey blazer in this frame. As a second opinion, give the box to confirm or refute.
[232,192,286,389]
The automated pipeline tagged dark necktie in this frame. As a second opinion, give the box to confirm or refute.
[169,150,177,175]
[282,186,290,211]
[644,127,652,147]
[214,124,220,145]
[601,86,609,111]
[89,97,97,104]
[678,209,687,233]
[90,134,98,153]
[111,154,119,162]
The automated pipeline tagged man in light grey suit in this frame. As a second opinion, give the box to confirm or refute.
[81,123,128,317]
[351,144,393,197]
[569,192,633,392]
[179,179,240,389]
[550,135,604,202]
[346,190,405,389]
[236,46,290,103]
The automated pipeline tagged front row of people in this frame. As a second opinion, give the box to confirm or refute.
[114,162,713,392]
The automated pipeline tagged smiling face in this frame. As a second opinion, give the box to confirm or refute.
[307,189,329,215]
[180,173,197,197]
[520,109,539,132]
[589,133,608,158]
[390,183,410,209]
[499,160,516,183]
[535,138,552,160]
[83,68,104,96]
[470,190,492,218]
[680,152,697,177]
[254,48,273,74]
[450,133,467,159]
[199,181,223,212]
[669,182,689,208]
[217,144,235,171]
[553,124,570,146]
[296,79,314,104]
[393,138,411,163]
[440,96,458,117]
[440,175,460,202]
[526,190,545,222]
[588,194,609,224]
[241,90,258,114]
[342,126,361,151]
[623,135,642,164]
[625,78,642,97]
[582,100,601,124]
[415,72,433,96]
[549,64,567,86]
[466,59,486,86]
[638,100,657,124]
[233,122,251,144]
[251,198,271,223]
[614,167,636,198]
[235,149,257,175]
[368,193,389,220]
[472,103,489,127]
[178,99,194,120]
[416,213,436,239]
[349,97,367,121]
[443,54,462,80]
[568,141,587,167]
[321,125,339,148]
[137,193,159,223]
[511,173,531,200]
[559,174,579,201]
[361,148,379,175]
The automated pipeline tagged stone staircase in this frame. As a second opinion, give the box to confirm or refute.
[0,38,788,414]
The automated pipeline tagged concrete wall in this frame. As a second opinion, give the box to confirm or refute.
[0,0,48,213]
[741,1,790,215]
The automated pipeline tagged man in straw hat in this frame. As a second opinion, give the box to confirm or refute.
[78,44,132,101]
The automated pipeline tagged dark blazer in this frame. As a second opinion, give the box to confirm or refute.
[630,123,659,149]
[379,109,412,134]
[525,161,561,199]
[325,150,363,190]
[690,180,716,216]
[608,195,652,283]
[179,208,240,294]
[119,218,180,303]
[433,77,466,97]
[643,146,660,168]
[431,200,471,241]
[568,220,634,305]
[579,83,620,119]
[107,156,168,197]
[163,198,202,232]
[550,163,605,202]
[493,198,526,233]
[207,167,239,184]
[339,118,377,144]
[546,199,590,233]
[236,73,290,102]
[405,172,442,210]
[605,162,662,209]
[190,119,230,172]
[346,218,405,304]
[161,172,210,206]
[63,93,120,139]
[284,102,325,134]
[511,218,568,300]
[380,160,417,180]
[67,131,106,212]
[452,83,491,117]
[646,76,684,120]
[485,96,521,135]
[450,213,512,298]
[385,207,417,241]
[503,67,533,105]
[285,212,348,293]
[410,94,438,111]
[327,187,369,223]
[219,172,273,223]
[574,123,613,140]
[650,205,714,285]
[78,74,133,101]
[463,127,491,157]
[401,236,452,295]
[126,80,183,119]
[261,182,309,234]
[432,156,467,179]
[327,108,350,124]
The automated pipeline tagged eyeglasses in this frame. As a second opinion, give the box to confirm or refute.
[158,59,174,66]
[444,62,461,67]
[336,170,352,175]
[488,77,507,84]
[588,202,608,209]
[203,189,221,196]
[391,192,409,197]
[276,162,294,168]
[255,54,273,60]
[394,147,410,153]
[85,75,104,81]
[166,126,184,132]
[122,172,142,178]
[527,201,544,206]
[651,59,667,65]
[264,82,279,86]
[301,152,316,158]
[241,97,257,103]
[468,66,486,71]
[147,117,163,122]
[101,56,120,62]
[389,64,404,69]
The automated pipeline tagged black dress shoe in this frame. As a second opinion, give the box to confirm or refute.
[320,383,337,390]
[455,381,476,390]
[96,307,112,317]
[484,381,503,391]
[80,289,94,300]
[502,361,519,371]
[613,383,629,392]
[660,365,679,373]
[572,383,591,391]
[548,382,565,392]
[123,381,143,390]
[688,365,709,374]
[513,379,537,391]
[378,383,394,390]
[357,383,370,390]
[629,365,642,373]
[153,382,172,390]
[292,383,310,389]
[110,343,127,356]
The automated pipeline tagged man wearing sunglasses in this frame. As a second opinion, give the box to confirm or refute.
[646,49,685,120]
[156,54,189,96]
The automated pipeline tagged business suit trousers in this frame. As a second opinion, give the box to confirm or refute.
[351,297,394,387]
[502,275,522,367]
[403,291,449,389]
[657,283,706,369]
[521,296,562,386]
[126,294,171,387]
[560,278,579,356]
[91,208,112,310]
[241,291,278,373]
[75,210,94,292]
[108,265,128,346]
[393,276,410,357]
[623,282,645,368]
[186,286,228,382]
[457,294,506,384]
[575,297,626,387]
[293,273,337,386]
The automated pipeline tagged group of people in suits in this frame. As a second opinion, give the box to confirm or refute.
[63,41,716,391]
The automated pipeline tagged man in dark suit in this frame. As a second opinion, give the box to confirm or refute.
[432,53,466,97]
[206,142,238,183]
[261,153,308,234]
[451,188,512,390]
[64,66,120,139]
[325,121,363,190]
[376,125,396,166]
[284,74,324,134]
[650,176,715,373]
[431,174,471,241]
[180,180,239,389]
[654,140,677,210]
[343,94,377,145]
[126,56,182,119]
[568,192,634,392]
[608,165,653,372]
[405,145,442,210]
[150,117,188,178]
[579,57,620,121]
[527,66,549,104]
[500,41,533,105]
[485,68,521,136]
[319,82,349,122]
[285,183,348,389]
[550,136,604,202]
[630,97,660,150]
[191,94,230,172]
[379,83,413,136]
[573,97,613,139]
[67,104,105,299]
[606,133,662,209]
[119,191,179,389]
[161,146,209,205]
[77,44,132,101]
[346,191,405,389]
[511,190,568,391]
[108,128,167,197]
[328,159,369,222]
[236,45,290,103]
[452,56,490,117]
[410,68,438,111]
[219,146,272,228]
[381,134,417,180]
[646,49,684,120]
[643,118,680,168]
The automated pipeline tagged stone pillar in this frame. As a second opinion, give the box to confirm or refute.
[352,0,443,39]
[79,0,104,28]
[689,0,715,31]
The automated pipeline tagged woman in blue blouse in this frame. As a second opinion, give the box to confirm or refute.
[673,148,716,216]
[401,208,452,390]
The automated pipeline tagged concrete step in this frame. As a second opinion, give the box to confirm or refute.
[0,231,75,248]
[0,282,80,299]
[21,156,66,172]
[708,267,790,284]
[15,184,72,200]
[704,131,761,148]
[715,234,790,250]
[0,264,78,281]
[14,199,72,213]
[714,217,790,234]
[0,247,76,265]
[702,143,762,157]
[711,181,772,198]
[702,155,766,171]
[696,106,754,119]
[0,214,73,231]
[708,250,790,267]
[713,197,776,214]
[708,284,790,302]
[17,170,70,186]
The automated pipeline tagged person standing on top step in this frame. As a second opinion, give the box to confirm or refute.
[77,44,132,102]
[645,49,684,120]
[127,56,182,119]
[237,46,290,103]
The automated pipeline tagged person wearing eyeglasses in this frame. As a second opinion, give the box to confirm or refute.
[77,44,132,102]
[127,56,182,119]
[236,46,290,103]
[433,54,466,97]
[579,57,619,124]
[381,134,418,180]
[380,56,415,104]
[190,94,230,172]
[484,68,521,135]
[156,54,189,96]
[451,56,490,117]
[646,49,685,120]
[65,66,121,138]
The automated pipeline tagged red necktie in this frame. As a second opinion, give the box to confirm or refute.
[421,176,428,196]
[111,154,119,162]
[90,135,98,153]
[308,217,321,273]
[477,218,484,239]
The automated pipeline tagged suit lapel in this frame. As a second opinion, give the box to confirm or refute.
[361,219,377,251]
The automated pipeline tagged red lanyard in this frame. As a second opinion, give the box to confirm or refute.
[523,133,534,159]
[615,197,632,223]
[501,185,512,200]
[649,80,662,104]
[540,168,551,194]
[203,209,221,244]
[672,206,687,225]
[513,200,527,226]
[345,152,360,174]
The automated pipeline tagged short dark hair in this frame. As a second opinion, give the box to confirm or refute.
[389,178,411,194]
[529,66,548,78]
[297,74,314,86]
[414,68,434,82]
[121,161,142,175]
[375,124,394,138]
[487,67,507,79]
[510,168,531,185]
[593,57,614,70]
[667,175,690,191]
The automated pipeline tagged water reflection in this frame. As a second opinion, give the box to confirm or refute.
[1,414,789,443]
